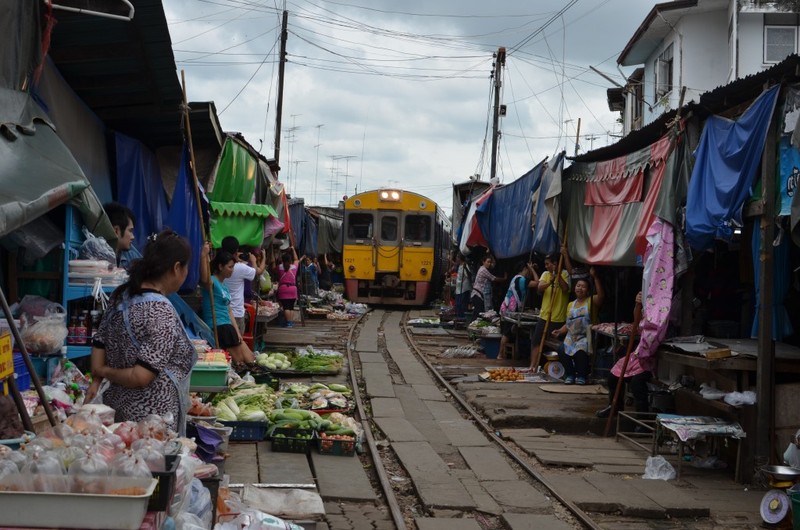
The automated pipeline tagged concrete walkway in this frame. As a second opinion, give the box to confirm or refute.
[359,311,563,528]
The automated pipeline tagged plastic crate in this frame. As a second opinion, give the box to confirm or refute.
[190,365,228,388]
[12,353,31,392]
[270,427,315,453]
[252,372,280,390]
[220,420,269,441]
[148,454,180,512]
[316,434,356,457]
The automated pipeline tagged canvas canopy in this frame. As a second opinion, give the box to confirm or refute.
[209,201,278,248]
[475,161,544,259]
[563,132,682,266]
[0,87,112,240]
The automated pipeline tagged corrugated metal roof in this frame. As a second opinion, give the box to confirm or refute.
[48,0,220,149]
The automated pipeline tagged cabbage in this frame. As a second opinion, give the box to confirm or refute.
[237,408,267,422]
[215,401,237,422]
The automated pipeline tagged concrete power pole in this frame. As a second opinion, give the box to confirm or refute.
[489,47,506,183]
[273,10,288,164]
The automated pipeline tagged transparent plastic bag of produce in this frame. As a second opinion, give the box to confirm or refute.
[20,313,68,354]
[79,227,116,265]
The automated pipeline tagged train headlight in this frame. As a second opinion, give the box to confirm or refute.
[379,189,401,202]
[420,267,428,275]
[348,265,356,272]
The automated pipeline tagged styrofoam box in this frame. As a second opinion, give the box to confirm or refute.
[0,475,157,530]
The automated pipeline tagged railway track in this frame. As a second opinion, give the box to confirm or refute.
[346,308,600,530]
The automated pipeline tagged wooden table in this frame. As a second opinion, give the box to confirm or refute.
[655,414,745,480]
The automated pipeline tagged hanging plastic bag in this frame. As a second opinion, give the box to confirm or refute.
[258,271,273,294]
[79,227,116,265]
[642,455,676,480]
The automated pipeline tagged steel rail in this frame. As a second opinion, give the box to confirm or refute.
[345,310,407,530]
[400,312,603,530]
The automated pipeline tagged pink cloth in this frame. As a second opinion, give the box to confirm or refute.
[612,218,674,377]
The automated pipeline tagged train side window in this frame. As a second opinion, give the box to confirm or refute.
[404,215,431,242]
[348,213,373,239]
[381,216,398,241]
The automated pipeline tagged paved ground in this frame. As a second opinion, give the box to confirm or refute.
[221,310,769,529]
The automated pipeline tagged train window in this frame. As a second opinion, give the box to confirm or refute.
[381,216,398,241]
[347,213,373,239]
[404,215,431,242]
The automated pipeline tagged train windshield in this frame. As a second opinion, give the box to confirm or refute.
[347,213,373,239]
[404,215,431,242]
[380,216,398,241]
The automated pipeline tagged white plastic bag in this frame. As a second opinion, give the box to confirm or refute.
[642,455,676,480]
[723,390,756,407]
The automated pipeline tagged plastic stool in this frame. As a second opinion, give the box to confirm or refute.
[502,343,516,360]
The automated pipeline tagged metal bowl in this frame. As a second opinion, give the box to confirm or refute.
[761,465,800,481]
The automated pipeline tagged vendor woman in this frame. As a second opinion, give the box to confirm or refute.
[85,230,196,434]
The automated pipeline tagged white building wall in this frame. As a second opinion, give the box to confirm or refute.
[641,10,728,126]
[738,13,768,73]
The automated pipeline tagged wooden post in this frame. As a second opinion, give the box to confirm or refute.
[181,71,219,347]
[756,97,777,468]
[604,301,642,437]
[532,227,568,371]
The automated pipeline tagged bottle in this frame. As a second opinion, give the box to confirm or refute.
[89,310,101,341]
[67,315,77,345]
[75,312,87,346]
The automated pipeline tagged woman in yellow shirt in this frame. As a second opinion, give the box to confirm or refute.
[527,253,570,371]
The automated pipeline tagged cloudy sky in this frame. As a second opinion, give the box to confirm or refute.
[165,0,660,214]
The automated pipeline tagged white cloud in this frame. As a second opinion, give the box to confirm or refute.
[167,0,659,214]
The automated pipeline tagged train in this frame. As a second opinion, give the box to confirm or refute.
[342,189,451,305]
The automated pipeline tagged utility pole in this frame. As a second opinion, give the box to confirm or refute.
[490,47,506,183]
[273,9,288,164]
[313,124,324,206]
[574,118,582,157]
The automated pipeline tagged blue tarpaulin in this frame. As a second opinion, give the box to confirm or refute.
[165,144,207,291]
[475,160,545,259]
[115,133,168,245]
[750,227,793,340]
[288,199,305,249]
[302,211,318,257]
[685,85,780,250]
[531,153,563,256]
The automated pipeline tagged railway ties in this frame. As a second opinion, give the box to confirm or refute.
[350,309,587,530]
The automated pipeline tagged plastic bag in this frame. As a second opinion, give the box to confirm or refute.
[79,227,116,265]
[68,450,109,476]
[0,459,19,480]
[78,404,117,426]
[699,382,726,401]
[723,390,756,407]
[110,452,152,479]
[258,271,273,294]
[187,478,213,529]
[18,295,65,319]
[642,455,676,480]
[21,313,68,353]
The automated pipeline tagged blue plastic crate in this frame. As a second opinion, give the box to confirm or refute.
[13,353,30,391]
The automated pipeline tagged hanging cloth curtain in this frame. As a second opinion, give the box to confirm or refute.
[685,85,780,250]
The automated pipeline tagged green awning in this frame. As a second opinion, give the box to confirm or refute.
[209,201,277,248]
[0,87,113,241]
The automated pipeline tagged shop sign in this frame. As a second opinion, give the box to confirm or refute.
[0,333,13,381]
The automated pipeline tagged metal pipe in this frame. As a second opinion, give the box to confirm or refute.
[49,0,134,22]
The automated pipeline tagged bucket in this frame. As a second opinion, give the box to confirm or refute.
[480,337,500,359]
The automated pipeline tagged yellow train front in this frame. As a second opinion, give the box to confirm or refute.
[342,189,450,305]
